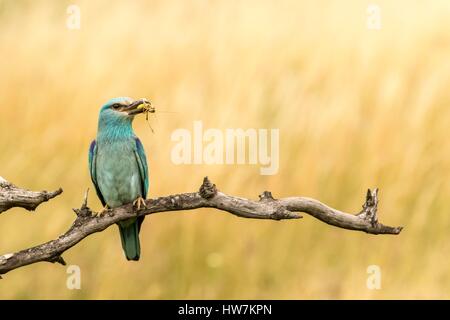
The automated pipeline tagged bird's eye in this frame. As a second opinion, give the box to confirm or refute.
[111,104,121,109]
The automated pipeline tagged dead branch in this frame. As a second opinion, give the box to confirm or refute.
[0,176,62,214]
[0,177,402,276]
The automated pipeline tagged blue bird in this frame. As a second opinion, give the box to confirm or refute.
[89,97,150,261]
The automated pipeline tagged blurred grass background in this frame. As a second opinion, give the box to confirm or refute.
[0,0,449,299]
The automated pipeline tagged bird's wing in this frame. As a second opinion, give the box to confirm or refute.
[134,137,149,199]
[89,140,107,207]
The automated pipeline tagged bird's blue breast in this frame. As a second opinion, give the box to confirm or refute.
[95,138,143,208]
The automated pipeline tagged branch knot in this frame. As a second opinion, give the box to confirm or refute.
[358,188,379,226]
[259,191,275,202]
[199,177,217,199]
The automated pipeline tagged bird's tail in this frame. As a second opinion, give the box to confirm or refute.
[118,219,141,261]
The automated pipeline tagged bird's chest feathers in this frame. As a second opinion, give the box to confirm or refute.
[96,139,141,207]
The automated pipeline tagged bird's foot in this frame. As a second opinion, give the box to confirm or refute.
[133,197,147,211]
[98,204,109,216]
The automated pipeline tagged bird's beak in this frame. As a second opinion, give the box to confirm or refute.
[124,99,155,116]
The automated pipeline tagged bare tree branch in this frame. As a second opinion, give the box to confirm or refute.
[0,177,402,276]
[0,176,63,214]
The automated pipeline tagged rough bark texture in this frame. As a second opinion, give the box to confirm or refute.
[0,177,62,214]
[0,177,402,276]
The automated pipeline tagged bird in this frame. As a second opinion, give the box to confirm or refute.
[89,97,150,261]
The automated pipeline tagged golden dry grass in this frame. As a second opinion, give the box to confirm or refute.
[0,0,449,299]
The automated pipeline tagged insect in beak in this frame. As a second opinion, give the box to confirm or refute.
[132,99,156,133]
[126,99,155,117]
[137,99,156,121]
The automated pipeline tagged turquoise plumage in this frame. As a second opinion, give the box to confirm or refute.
[89,97,149,261]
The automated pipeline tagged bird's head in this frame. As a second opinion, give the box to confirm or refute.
[100,97,153,119]
[98,96,155,129]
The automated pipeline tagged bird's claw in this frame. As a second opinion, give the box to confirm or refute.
[98,205,109,216]
[133,197,147,211]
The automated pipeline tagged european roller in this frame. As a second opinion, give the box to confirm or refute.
[89,97,152,261]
